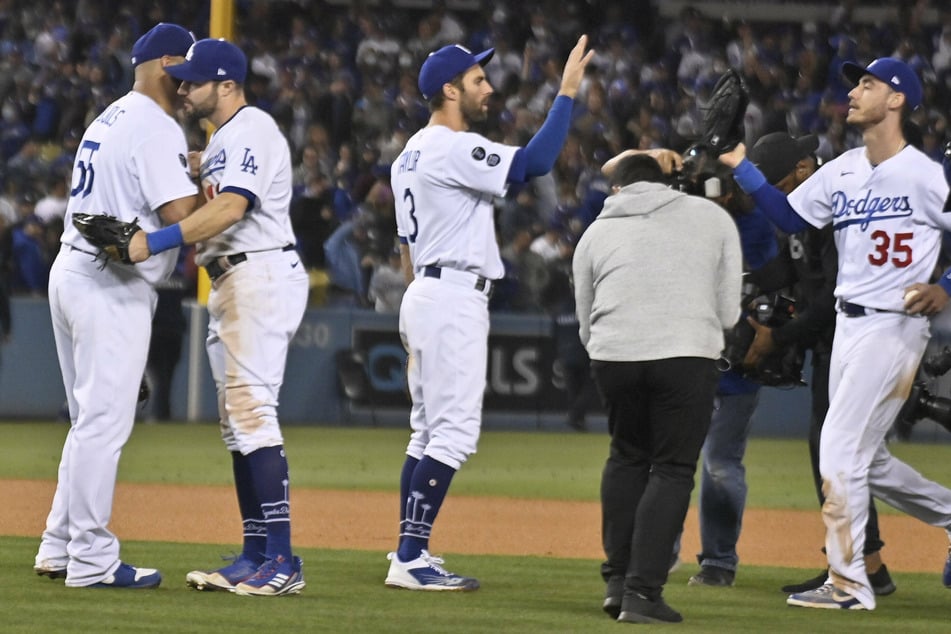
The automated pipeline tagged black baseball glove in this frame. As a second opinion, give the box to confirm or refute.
[72,213,140,265]
[700,69,750,154]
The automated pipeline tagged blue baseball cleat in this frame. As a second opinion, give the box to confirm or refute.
[384,550,479,591]
[943,546,951,588]
[233,555,305,596]
[186,553,262,591]
[90,562,162,589]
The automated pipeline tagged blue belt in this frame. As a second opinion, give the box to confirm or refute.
[206,244,295,280]
[423,265,492,294]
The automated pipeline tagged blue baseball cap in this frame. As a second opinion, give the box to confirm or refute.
[841,57,923,110]
[165,38,248,84]
[131,23,195,67]
[418,44,494,100]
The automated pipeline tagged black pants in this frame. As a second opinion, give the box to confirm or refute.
[593,357,718,600]
[807,349,884,555]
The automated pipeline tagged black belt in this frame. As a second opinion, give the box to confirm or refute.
[423,265,492,295]
[206,244,295,281]
[67,244,99,258]
[839,301,883,317]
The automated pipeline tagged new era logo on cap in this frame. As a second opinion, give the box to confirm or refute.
[165,38,248,84]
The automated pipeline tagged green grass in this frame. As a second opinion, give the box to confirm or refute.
[4,536,950,633]
[5,422,951,631]
[4,422,951,510]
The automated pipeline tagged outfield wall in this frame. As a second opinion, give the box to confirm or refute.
[3,296,950,441]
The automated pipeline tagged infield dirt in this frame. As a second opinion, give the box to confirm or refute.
[2,479,946,573]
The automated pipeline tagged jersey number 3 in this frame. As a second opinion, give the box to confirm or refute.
[868,230,913,268]
[403,187,419,243]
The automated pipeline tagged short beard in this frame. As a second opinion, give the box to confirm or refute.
[186,91,218,125]
[459,88,487,127]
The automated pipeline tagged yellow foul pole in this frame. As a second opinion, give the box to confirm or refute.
[196,0,236,304]
[187,0,235,421]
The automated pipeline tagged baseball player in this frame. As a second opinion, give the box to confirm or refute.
[743,133,895,597]
[128,38,309,596]
[720,57,951,611]
[385,37,593,590]
[33,23,198,589]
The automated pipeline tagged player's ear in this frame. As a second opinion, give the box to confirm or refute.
[888,89,906,111]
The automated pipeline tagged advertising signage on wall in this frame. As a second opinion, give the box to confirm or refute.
[337,325,566,412]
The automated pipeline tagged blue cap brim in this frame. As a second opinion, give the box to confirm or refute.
[165,62,210,84]
[840,61,865,85]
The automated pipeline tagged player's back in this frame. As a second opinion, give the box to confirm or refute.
[61,91,193,283]
[391,126,513,279]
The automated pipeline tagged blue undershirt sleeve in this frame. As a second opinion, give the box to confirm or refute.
[733,159,810,234]
[508,95,574,183]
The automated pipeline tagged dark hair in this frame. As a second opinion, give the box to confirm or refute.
[428,76,463,110]
[609,154,665,187]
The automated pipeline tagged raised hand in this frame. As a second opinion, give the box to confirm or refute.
[558,35,595,99]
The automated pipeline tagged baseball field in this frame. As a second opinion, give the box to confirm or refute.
[2,421,950,632]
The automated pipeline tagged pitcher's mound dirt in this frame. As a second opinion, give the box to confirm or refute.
[3,479,945,572]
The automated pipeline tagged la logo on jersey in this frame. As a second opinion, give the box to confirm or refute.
[830,188,913,231]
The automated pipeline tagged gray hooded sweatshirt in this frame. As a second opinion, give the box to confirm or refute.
[573,181,742,362]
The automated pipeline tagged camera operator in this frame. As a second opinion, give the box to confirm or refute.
[741,132,895,596]
[679,151,783,589]
[574,152,741,623]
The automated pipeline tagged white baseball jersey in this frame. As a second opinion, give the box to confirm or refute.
[789,145,951,310]
[194,106,296,266]
[390,126,518,280]
[787,143,951,610]
[61,90,197,285]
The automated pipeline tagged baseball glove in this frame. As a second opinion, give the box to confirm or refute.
[72,213,140,265]
[700,69,750,154]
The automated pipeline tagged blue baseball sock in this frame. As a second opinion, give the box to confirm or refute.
[398,455,420,548]
[231,451,266,564]
[246,445,292,561]
[397,456,456,562]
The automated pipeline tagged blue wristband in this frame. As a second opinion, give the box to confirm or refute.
[146,223,184,255]
[939,268,951,297]
[732,158,767,194]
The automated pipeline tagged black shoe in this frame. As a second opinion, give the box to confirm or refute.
[781,569,827,594]
[869,564,896,596]
[687,565,735,587]
[602,575,623,619]
[617,593,683,624]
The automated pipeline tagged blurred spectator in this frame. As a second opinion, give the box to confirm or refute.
[323,211,374,307]
[367,242,407,313]
[34,174,68,224]
[7,193,50,295]
[291,173,340,268]
[145,248,193,421]
[499,213,550,313]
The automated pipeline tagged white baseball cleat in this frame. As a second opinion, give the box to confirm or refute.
[384,550,479,591]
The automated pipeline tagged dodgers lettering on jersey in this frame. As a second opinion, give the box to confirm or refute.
[195,106,296,266]
[61,91,196,286]
[390,126,518,281]
[789,145,951,311]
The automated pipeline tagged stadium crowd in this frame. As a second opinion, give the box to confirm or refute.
[0,0,949,313]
